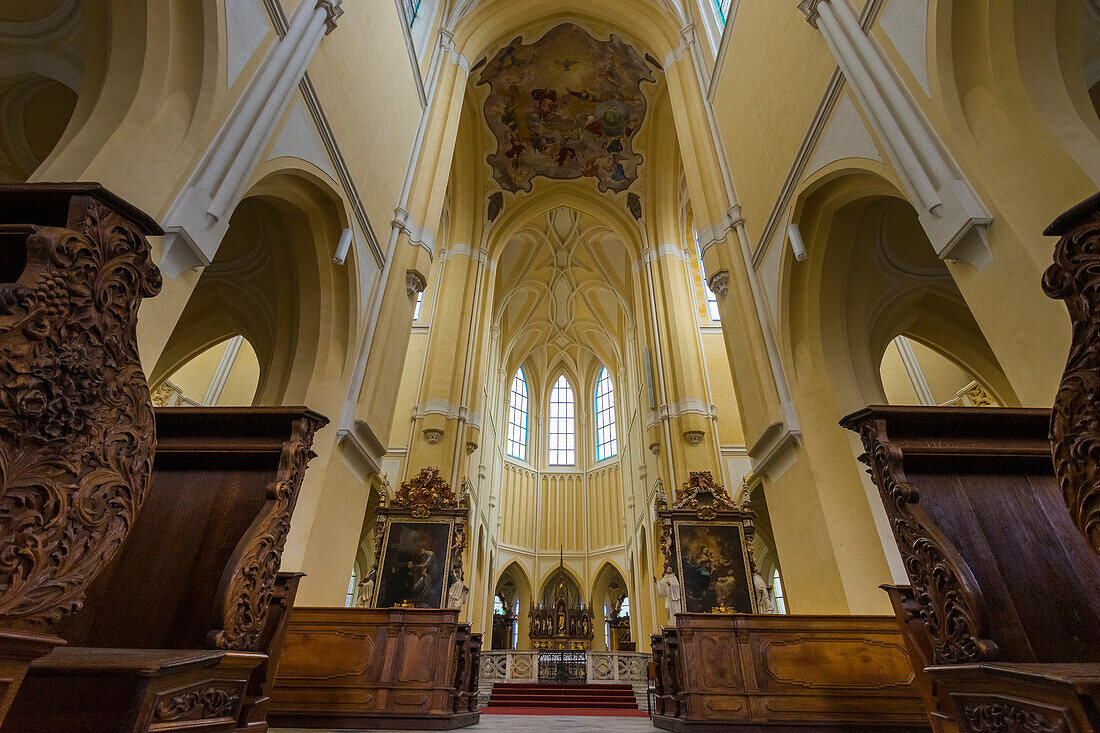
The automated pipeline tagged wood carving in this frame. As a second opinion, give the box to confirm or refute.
[395,466,457,518]
[0,189,161,626]
[154,686,240,722]
[1042,192,1100,554]
[208,414,324,650]
[848,417,998,664]
[962,702,1060,733]
[673,471,739,515]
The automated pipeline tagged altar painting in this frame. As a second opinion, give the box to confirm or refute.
[374,520,452,609]
[674,521,755,613]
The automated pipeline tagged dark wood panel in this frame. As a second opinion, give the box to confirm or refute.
[269,607,480,730]
[650,613,929,732]
[841,406,1100,666]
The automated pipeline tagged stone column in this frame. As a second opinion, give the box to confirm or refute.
[798,0,992,268]
[160,0,344,276]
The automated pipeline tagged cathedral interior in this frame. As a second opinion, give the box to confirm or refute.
[1,0,1099,731]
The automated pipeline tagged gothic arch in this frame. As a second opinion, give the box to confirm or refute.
[151,168,358,406]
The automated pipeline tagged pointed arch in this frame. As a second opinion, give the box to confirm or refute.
[547,373,576,466]
[506,367,530,460]
[594,365,617,461]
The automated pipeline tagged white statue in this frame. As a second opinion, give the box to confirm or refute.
[356,565,377,608]
[753,571,777,614]
[446,567,469,609]
[654,564,682,624]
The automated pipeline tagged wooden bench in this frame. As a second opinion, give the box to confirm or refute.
[840,406,1100,732]
[0,183,163,725]
[2,407,328,733]
[268,607,481,730]
[649,613,928,732]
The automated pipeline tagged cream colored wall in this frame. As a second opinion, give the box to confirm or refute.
[163,337,261,406]
[12,0,1094,623]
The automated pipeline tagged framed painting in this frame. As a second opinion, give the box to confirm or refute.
[673,520,756,614]
[373,519,453,609]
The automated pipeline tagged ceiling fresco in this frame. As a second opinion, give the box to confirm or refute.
[478,23,655,194]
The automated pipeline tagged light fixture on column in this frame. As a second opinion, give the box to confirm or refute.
[333,227,353,264]
[787,223,807,262]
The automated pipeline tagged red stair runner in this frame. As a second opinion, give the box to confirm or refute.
[482,682,649,717]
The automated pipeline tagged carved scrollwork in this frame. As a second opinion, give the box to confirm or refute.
[963,701,1062,733]
[154,686,240,721]
[1042,195,1100,554]
[0,194,162,625]
[393,466,457,518]
[208,414,325,650]
[672,471,739,516]
[852,417,998,664]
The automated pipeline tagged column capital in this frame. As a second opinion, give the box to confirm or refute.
[406,269,427,296]
[708,270,730,298]
[316,0,343,34]
[798,0,823,29]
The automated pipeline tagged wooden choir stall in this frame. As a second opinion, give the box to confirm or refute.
[0,184,330,732]
[649,472,928,732]
[838,192,1100,733]
[269,467,481,730]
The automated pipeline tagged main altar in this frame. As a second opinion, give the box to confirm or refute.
[529,560,594,651]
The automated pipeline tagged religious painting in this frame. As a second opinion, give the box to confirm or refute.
[674,521,755,614]
[374,520,453,609]
[478,23,655,194]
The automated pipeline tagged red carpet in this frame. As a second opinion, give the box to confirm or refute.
[482,682,648,717]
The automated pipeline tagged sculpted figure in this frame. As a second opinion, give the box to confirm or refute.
[356,565,377,607]
[446,566,470,609]
[754,572,777,614]
[653,564,682,624]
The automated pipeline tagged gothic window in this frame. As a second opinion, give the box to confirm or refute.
[694,228,721,322]
[714,0,732,25]
[507,369,529,461]
[413,290,424,321]
[594,367,618,461]
[493,596,505,615]
[772,568,787,614]
[344,566,358,608]
[403,0,422,27]
[548,375,576,466]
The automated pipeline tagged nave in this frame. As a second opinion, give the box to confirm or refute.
[0,0,1099,731]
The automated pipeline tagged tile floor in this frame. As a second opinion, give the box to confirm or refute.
[272,714,656,733]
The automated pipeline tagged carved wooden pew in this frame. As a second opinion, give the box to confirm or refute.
[2,407,328,733]
[649,614,928,732]
[268,607,481,730]
[840,406,1100,731]
[0,183,162,725]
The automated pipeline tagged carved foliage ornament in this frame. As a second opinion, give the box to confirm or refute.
[672,471,739,517]
[154,686,241,722]
[1042,193,1100,554]
[0,197,162,625]
[962,702,1062,733]
[209,414,324,650]
[394,466,457,518]
[851,417,998,664]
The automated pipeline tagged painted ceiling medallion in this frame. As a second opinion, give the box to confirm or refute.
[479,23,655,194]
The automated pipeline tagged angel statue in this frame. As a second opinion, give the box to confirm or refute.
[753,571,777,614]
[654,563,682,624]
[356,565,377,607]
